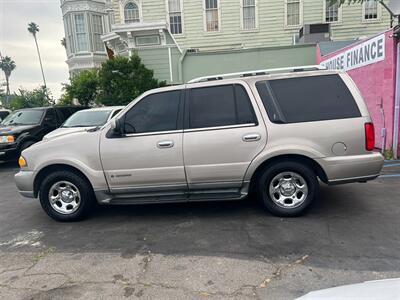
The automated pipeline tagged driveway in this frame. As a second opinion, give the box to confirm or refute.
[0,161,399,299]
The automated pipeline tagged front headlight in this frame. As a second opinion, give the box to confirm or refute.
[0,135,15,143]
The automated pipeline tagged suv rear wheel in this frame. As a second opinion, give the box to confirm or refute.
[39,171,95,222]
[257,161,318,217]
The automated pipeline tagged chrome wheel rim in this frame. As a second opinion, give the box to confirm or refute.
[268,172,308,209]
[48,181,81,215]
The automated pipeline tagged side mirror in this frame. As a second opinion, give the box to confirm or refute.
[110,117,123,135]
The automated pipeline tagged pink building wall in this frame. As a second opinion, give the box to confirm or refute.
[317,29,399,156]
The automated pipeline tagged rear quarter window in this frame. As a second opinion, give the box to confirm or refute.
[256,74,361,124]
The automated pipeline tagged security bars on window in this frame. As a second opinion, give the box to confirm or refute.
[286,0,300,26]
[205,0,219,32]
[243,0,256,30]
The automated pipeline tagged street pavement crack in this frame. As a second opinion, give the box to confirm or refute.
[259,255,309,288]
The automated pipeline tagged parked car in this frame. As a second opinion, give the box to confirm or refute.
[296,278,400,300]
[15,66,384,221]
[0,109,10,122]
[44,106,124,140]
[0,106,86,161]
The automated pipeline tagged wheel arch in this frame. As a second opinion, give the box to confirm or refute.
[248,154,328,193]
[33,164,94,198]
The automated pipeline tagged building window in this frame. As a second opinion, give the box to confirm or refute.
[242,0,256,30]
[136,35,161,46]
[124,2,140,23]
[363,0,379,20]
[205,0,219,32]
[106,9,115,31]
[65,15,75,54]
[285,0,301,27]
[325,0,339,23]
[74,14,88,52]
[92,14,104,52]
[168,0,183,34]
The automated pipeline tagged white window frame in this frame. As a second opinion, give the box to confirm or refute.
[284,0,303,29]
[362,0,382,23]
[166,0,184,35]
[135,35,161,47]
[323,0,342,24]
[240,0,258,31]
[92,14,104,53]
[203,0,221,33]
[74,13,89,53]
[64,14,75,55]
[121,0,142,24]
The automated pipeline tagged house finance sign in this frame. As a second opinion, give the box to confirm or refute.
[320,34,385,71]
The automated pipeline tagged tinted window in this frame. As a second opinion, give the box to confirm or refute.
[56,108,73,122]
[44,109,58,125]
[188,84,256,129]
[0,111,9,121]
[256,75,361,124]
[124,90,181,134]
[235,85,257,124]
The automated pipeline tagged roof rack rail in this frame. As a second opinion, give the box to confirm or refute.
[187,65,327,84]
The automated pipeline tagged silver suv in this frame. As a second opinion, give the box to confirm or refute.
[15,66,384,221]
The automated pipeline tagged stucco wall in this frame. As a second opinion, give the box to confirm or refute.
[318,29,398,154]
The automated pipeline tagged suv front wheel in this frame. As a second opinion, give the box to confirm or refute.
[39,171,95,222]
[258,161,319,217]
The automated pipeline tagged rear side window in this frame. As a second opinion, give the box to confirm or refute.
[256,74,361,124]
[188,84,256,129]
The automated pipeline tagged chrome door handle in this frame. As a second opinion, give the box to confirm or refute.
[243,134,261,142]
[157,140,174,149]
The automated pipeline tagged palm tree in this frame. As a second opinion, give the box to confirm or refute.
[28,22,47,89]
[0,56,16,107]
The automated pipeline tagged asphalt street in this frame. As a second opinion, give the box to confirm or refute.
[0,160,399,299]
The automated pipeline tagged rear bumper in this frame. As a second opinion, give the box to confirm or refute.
[15,170,36,198]
[316,152,384,184]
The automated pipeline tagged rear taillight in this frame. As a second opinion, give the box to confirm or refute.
[365,123,375,151]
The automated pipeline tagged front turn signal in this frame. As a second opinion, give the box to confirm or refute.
[18,156,27,168]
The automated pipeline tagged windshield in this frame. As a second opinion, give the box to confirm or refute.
[62,110,112,128]
[0,110,44,126]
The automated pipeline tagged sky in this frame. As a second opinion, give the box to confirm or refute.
[0,0,68,99]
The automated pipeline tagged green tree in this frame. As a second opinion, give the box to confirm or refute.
[97,55,166,106]
[9,86,52,110]
[0,56,16,107]
[28,22,47,90]
[62,70,99,106]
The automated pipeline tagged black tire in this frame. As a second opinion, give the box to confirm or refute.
[257,161,319,217]
[39,171,95,222]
